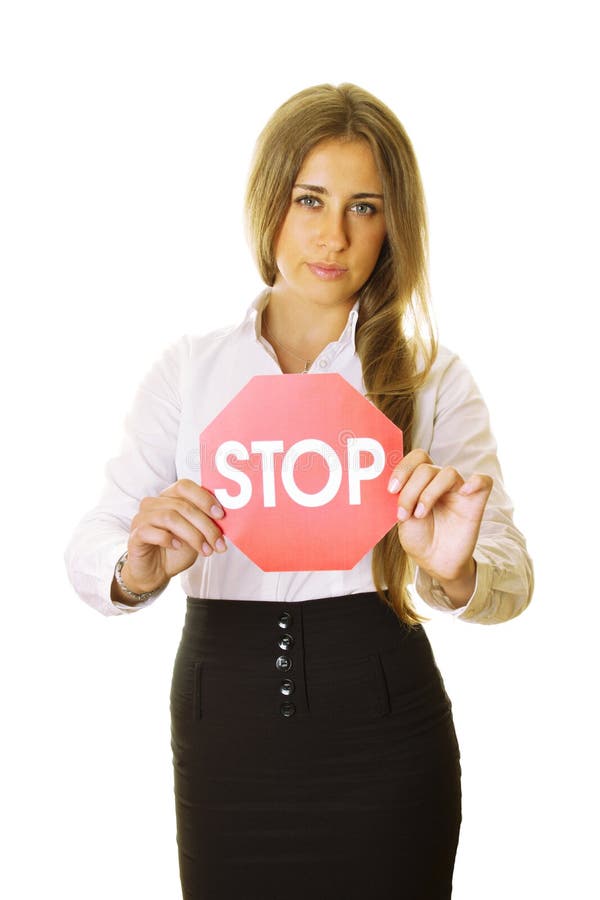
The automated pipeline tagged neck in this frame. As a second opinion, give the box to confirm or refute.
[264,286,354,365]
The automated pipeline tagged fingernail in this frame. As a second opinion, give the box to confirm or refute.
[210,505,224,519]
[215,538,227,553]
[202,541,213,556]
[387,477,400,493]
[397,507,409,522]
[414,503,426,518]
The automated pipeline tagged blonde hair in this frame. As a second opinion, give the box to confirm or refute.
[245,83,437,624]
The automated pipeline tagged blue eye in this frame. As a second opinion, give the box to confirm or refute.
[351,202,376,216]
[296,195,321,208]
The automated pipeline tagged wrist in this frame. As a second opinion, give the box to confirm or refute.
[121,561,163,595]
[435,559,477,608]
[112,552,169,605]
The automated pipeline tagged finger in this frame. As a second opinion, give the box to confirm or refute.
[399,466,465,521]
[139,496,225,551]
[132,507,220,556]
[129,523,181,551]
[387,449,432,494]
[160,479,225,520]
[458,473,494,497]
[130,522,215,558]
[395,463,445,521]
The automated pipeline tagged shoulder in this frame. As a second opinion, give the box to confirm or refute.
[151,310,254,386]
[182,322,242,362]
[417,344,478,406]
[172,292,265,371]
[413,345,488,449]
[138,323,234,375]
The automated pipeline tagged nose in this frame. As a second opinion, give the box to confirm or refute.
[316,207,349,252]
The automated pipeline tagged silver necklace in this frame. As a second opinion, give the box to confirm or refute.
[262,322,313,373]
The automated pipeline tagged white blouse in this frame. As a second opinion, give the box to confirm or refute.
[65,292,533,625]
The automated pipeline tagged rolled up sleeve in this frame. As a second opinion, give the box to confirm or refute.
[411,351,534,625]
[64,339,187,616]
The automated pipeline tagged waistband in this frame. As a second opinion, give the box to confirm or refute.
[183,592,417,660]
[174,593,437,723]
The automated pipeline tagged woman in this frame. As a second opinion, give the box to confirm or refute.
[66,83,533,898]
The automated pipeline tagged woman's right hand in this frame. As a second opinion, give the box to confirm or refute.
[118,479,227,596]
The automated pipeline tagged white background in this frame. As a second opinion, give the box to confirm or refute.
[1,1,598,897]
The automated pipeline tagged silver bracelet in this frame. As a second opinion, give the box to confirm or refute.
[114,551,168,603]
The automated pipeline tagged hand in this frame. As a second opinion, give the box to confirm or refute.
[120,479,227,595]
[387,449,493,603]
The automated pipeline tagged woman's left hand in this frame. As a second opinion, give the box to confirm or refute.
[387,449,493,604]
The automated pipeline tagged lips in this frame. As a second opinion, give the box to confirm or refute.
[307,262,348,280]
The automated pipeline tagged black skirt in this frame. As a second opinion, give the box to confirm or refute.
[170,592,462,899]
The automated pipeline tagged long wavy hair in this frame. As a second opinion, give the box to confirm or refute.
[245,83,437,624]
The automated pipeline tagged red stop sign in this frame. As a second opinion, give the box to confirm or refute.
[199,374,403,571]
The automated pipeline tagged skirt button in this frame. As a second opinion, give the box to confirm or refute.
[278,632,295,650]
[278,611,293,629]
[275,655,293,673]
[279,678,295,696]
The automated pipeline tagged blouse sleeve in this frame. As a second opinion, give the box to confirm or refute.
[411,350,534,625]
[64,338,188,616]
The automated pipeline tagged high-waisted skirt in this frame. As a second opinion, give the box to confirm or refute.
[170,592,462,899]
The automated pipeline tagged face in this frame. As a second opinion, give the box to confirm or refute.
[272,138,387,310]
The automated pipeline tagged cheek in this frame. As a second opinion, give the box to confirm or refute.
[362,230,387,271]
[275,217,308,268]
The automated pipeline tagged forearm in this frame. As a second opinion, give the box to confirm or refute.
[415,550,533,624]
[434,558,477,608]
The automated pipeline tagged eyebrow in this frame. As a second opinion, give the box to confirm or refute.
[293,183,384,200]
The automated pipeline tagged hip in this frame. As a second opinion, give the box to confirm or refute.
[170,592,457,740]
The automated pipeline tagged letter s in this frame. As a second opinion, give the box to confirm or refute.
[213,440,252,509]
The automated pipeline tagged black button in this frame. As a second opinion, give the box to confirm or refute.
[275,655,293,673]
[279,678,295,696]
[278,632,295,650]
[280,702,296,717]
[278,611,293,629]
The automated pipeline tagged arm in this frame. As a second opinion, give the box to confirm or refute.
[64,340,183,615]
[391,352,533,625]
[64,338,225,616]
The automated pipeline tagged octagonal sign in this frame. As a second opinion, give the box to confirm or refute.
[199,373,403,571]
